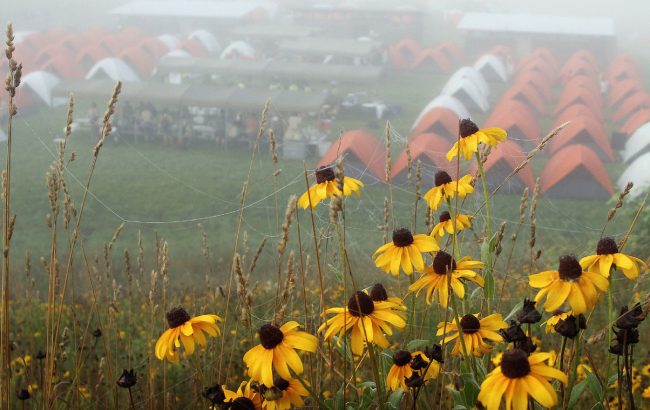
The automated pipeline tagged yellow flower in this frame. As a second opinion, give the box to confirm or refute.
[643,386,650,398]
[437,313,506,357]
[423,171,474,211]
[580,237,648,280]
[78,386,92,399]
[409,251,484,308]
[446,118,507,161]
[318,286,406,356]
[297,165,363,209]
[373,228,438,276]
[385,350,439,391]
[224,381,263,410]
[642,364,650,377]
[243,321,317,387]
[263,377,309,410]
[529,255,608,314]
[478,349,568,410]
[430,211,472,241]
[154,307,222,362]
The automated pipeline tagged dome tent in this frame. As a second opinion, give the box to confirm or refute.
[444,66,489,98]
[474,54,509,82]
[549,117,614,162]
[441,77,489,112]
[86,58,140,82]
[618,153,650,199]
[20,71,60,106]
[412,95,469,127]
[189,30,220,53]
[470,140,534,194]
[621,122,650,164]
[317,130,385,183]
[410,107,459,141]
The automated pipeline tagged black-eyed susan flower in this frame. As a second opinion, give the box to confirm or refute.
[446,118,507,161]
[297,165,363,209]
[437,313,506,357]
[408,251,484,308]
[529,255,609,314]
[544,310,570,334]
[386,350,439,391]
[224,381,263,410]
[243,321,317,387]
[478,349,568,410]
[262,377,309,410]
[430,211,472,241]
[554,314,586,339]
[154,307,222,362]
[373,227,438,276]
[423,171,474,211]
[318,289,406,356]
[580,237,648,280]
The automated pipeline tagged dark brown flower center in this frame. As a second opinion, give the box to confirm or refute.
[392,228,414,247]
[459,118,479,138]
[393,350,412,367]
[274,376,290,391]
[369,283,388,301]
[558,255,582,281]
[433,251,456,275]
[315,166,335,183]
[500,349,531,378]
[597,237,619,255]
[438,212,451,223]
[259,324,284,349]
[347,291,375,317]
[434,171,452,187]
[166,307,191,328]
[231,397,256,410]
[460,314,480,334]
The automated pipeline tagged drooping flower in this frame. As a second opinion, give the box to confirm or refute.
[409,251,484,307]
[544,310,570,334]
[423,171,474,211]
[437,313,507,357]
[554,314,586,339]
[243,322,317,387]
[430,211,472,241]
[223,381,263,410]
[297,165,363,209]
[446,118,507,161]
[478,349,568,410]
[580,237,648,280]
[385,350,439,391]
[529,255,609,314]
[373,228,438,276]
[318,289,406,356]
[262,377,309,410]
[516,298,542,324]
[116,369,137,389]
[154,307,222,362]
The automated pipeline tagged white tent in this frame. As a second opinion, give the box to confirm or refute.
[621,122,650,163]
[618,152,650,198]
[441,77,489,112]
[474,54,509,82]
[86,58,140,82]
[189,30,220,53]
[161,49,193,60]
[20,71,60,106]
[443,66,490,98]
[220,41,255,60]
[157,34,179,50]
[411,95,469,130]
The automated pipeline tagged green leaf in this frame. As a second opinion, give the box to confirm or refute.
[607,373,618,385]
[504,301,524,321]
[460,362,480,407]
[568,380,587,409]
[406,339,430,351]
[591,403,606,410]
[585,370,603,401]
[388,390,403,408]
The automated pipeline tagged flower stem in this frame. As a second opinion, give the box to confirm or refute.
[475,151,494,313]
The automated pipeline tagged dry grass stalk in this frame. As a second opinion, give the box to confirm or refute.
[234,253,253,330]
[275,251,296,324]
[329,158,344,223]
[600,182,635,240]
[247,237,267,275]
[529,178,541,272]
[405,142,413,186]
[382,197,389,243]
[275,195,297,320]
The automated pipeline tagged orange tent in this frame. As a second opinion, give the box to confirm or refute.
[607,60,641,87]
[517,58,555,84]
[75,46,111,70]
[491,98,538,126]
[392,133,451,183]
[529,48,558,72]
[514,71,551,101]
[553,87,602,117]
[40,56,83,78]
[410,48,451,72]
[470,140,534,193]
[570,50,598,68]
[608,79,644,108]
[136,38,169,58]
[388,39,421,69]
[555,104,602,125]
[541,145,612,199]
[619,109,650,136]
[119,47,156,77]
[35,46,76,66]
[485,112,540,147]
[502,83,547,114]
[549,117,614,161]
[561,58,598,84]
[564,75,600,97]
[410,107,458,140]
[612,91,650,123]
[318,130,386,182]
[437,42,463,66]
[179,39,209,57]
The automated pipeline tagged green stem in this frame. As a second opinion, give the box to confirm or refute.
[475,152,494,313]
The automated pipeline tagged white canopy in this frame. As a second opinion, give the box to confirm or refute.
[441,77,489,112]
[411,95,469,130]
[189,30,220,52]
[220,41,255,60]
[618,152,650,198]
[443,66,489,98]
[474,54,509,82]
[161,49,193,59]
[156,34,179,50]
[622,122,650,163]
[20,71,60,106]
[86,58,140,82]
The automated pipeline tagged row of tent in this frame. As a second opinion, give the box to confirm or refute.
[388,40,463,72]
